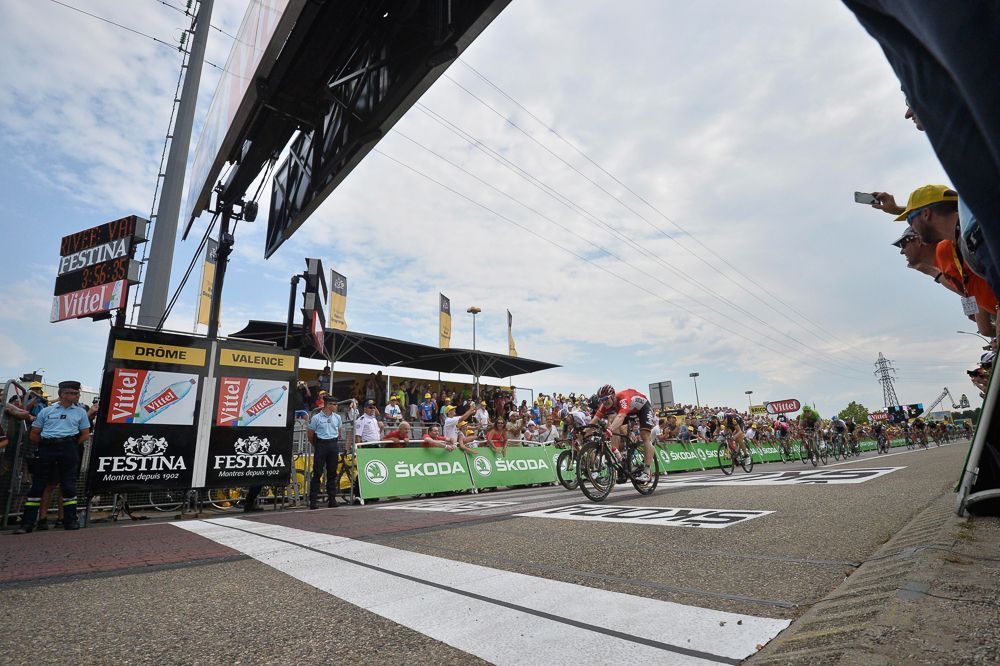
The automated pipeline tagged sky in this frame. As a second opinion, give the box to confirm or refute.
[0,0,983,417]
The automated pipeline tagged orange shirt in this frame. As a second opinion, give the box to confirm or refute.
[935,241,998,314]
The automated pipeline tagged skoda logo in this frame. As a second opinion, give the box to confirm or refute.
[552,453,560,469]
[696,448,708,461]
[473,456,492,477]
[658,450,669,464]
[364,460,388,485]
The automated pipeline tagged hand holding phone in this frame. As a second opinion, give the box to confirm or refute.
[854,191,878,205]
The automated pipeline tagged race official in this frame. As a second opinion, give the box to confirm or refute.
[307,396,342,510]
[16,381,89,533]
[355,400,382,445]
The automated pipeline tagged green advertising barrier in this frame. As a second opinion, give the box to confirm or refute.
[357,446,474,500]
[468,445,559,489]
[655,442,714,472]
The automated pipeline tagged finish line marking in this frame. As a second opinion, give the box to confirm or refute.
[177,518,788,664]
[517,504,773,528]
[376,499,520,513]
[657,467,904,486]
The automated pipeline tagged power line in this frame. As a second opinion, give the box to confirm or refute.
[390,128,874,381]
[149,0,239,41]
[372,147,884,382]
[450,61,873,366]
[46,0,179,51]
[46,0,225,70]
[408,103,874,379]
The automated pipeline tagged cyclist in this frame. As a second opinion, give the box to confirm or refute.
[962,421,973,439]
[773,418,791,455]
[871,420,887,451]
[798,406,821,456]
[845,417,859,454]
[718,410,751,461]
[591,385,656,482]
[911,416,928,447]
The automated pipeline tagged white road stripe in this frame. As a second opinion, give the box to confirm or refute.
[176,517,788,664]
[823,441,955,467]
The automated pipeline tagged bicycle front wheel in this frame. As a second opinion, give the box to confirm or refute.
[740,448,754,473]
[717,442,735,475]
[556,449,579,490]
[831,436,842,461]
[148,490,183,512]
[817,438,828,465]
[578,442,614,502]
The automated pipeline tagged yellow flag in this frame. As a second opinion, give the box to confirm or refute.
[439,293,451,348]
[328,269,347,330]
[196,238,218,326]
[507,309,517,357]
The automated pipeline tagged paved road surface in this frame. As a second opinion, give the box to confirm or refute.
[0,441,972,664]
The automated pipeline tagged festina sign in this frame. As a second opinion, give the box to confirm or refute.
[50,280,128,322]
[58,237,131,275]
[765,399,801,415]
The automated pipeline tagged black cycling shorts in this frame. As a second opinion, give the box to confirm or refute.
[634,402,656,430]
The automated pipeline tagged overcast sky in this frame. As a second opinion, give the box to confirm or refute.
[0,0,980,415]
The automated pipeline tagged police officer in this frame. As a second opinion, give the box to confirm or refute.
[307,395,342,509]
[15,380,90,533]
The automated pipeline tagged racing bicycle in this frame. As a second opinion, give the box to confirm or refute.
[716,431,754,475]
[577,418,661,502]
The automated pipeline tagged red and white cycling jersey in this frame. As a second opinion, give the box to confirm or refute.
[596,389,648,419]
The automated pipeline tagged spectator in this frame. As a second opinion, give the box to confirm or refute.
[537,415,560,445]
[421,424,456,451]
[384,421,411,448]
[384,395,403,425]
[485,419,508,457]
[354,400,382,448]
[418,392,437,427]
[474,400,491,429]
[443,403,477,453]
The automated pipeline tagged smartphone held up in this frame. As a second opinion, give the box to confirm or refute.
[854,191,878,205]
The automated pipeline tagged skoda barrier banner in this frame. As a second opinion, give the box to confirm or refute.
[469,446,558,490]
[357,447,474,499]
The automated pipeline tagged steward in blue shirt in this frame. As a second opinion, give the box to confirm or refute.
[307,395,343,510]
[16,380,90,533]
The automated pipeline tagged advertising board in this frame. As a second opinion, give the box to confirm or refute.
[765,399,801,415]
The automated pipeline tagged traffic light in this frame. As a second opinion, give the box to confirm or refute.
[301,258,327,357]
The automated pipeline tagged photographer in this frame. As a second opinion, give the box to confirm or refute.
[969,352,994,398]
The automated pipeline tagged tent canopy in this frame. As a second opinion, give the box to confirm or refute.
[229,320,559,379]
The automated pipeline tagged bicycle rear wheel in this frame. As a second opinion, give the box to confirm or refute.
[578,442,614,502]
[716,442,735,475]
[556,449,579,490]
[627,444,660,495]
[148,490,183,512]
[798,440,808,464]
[831,435,842,461]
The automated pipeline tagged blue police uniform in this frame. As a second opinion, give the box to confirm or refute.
[308,407,342,508]
[18,387,90,532]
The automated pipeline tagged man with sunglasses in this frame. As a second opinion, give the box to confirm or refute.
[14,380,90,533]
[590,384,656,483]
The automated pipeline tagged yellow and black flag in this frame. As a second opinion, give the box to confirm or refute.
[507,309,518,357]
[439,293,451,348]
[196,238,218,326]
[328,269,347,330]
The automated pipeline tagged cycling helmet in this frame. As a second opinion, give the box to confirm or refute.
[597,384,615,398]
[716,411,726,420]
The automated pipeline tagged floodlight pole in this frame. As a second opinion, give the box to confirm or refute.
[137,0,215,329]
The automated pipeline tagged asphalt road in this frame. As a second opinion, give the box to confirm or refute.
[0,440,972,664]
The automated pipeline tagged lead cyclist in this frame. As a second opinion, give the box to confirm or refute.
[591,384,657,483]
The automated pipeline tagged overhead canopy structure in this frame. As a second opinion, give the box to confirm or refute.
[230,320,559,379]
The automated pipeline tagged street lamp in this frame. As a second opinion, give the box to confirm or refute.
[745,390,753,410]
[467,306,481,397]
[689,372,700,408]
[957,330,991,345]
